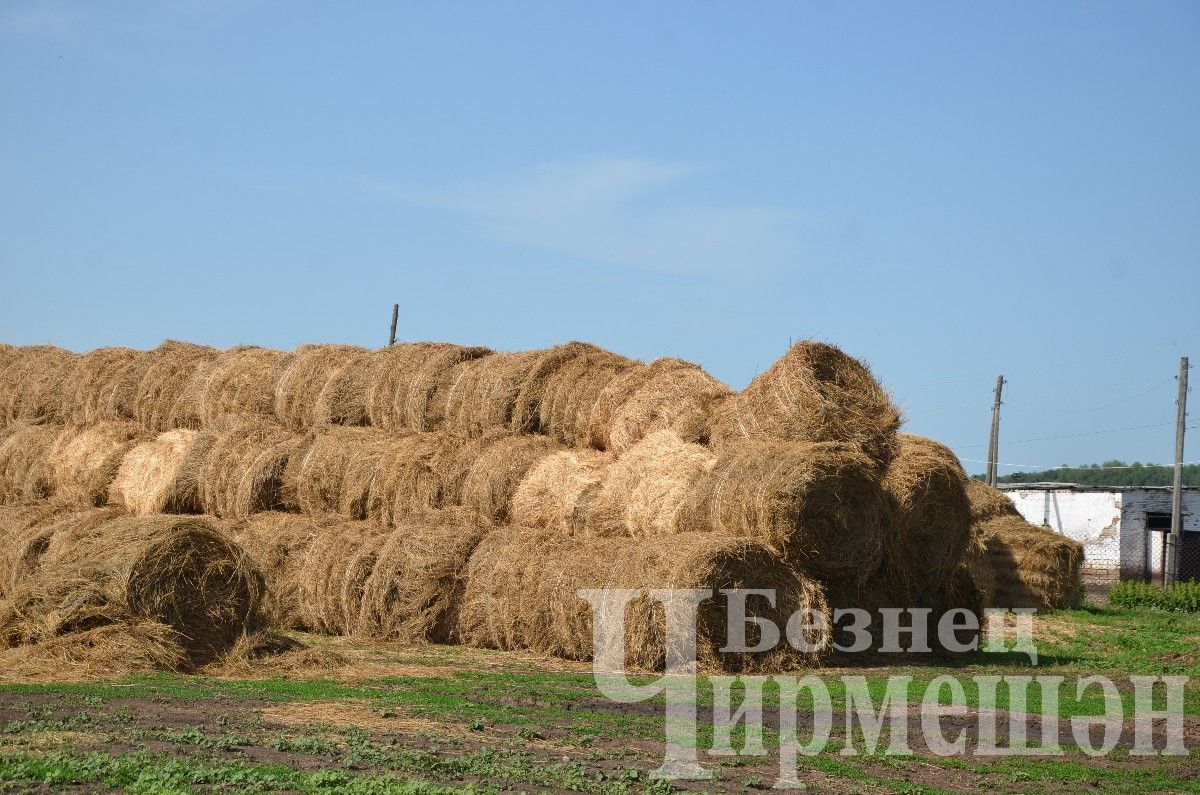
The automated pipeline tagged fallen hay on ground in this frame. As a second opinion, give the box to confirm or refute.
[43,422,147,507]
[0,620,190,682]
[709,341,901,469]
[458,527,829,673]
[676,440,889,586]
[0,422,60,505]
[195,417,305,519]
[135,341,218,432]
[356,509,491,643]
[363,343,493,431]
[586,430,715,538]
[0,346,79,426]
[108,428,203,515]
[511,448,611,532]
[879,434,972,596]
[61,347,149,425]
[275,343,370,431]
[175,345,290,428]
[970,516,1084,610]
[0,513,264,663]
[590,358,732,453]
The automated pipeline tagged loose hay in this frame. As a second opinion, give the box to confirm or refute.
[457,432,560,522]
[195,417,305,519]
[591,358,733,452]
[972,516,1084,610]
[61,347,149,425]
[275,343,370,431]
[586,430,715,538]
[43,422,147,507]
[175,345,290,428]
[134,340,218,432]
[356,510,492,642]
[879,434,972,595]
[511,448,611,533]
[709,341,901,469]
[0,514,264,663]
[0,422,60,505]
[364,343,493,431]
[0,621,190,682]
[458,527,829,673]
[0,345,79,425]
[108,429,203,515]
[676,441,889,586]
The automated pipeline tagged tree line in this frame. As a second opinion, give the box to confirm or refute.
[982,461,1200,487]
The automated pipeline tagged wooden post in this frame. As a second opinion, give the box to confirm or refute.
[986,375,1005,487]
[1165,356,1189,587]
[388,303,399,347]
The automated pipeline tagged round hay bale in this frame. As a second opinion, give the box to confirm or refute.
[231,512,326,629]
[676,441,889,587]
[61,347,150,425]
[363,343,493,431]
[536,347,637,446]
[440,350,543,436]
[175,346,291,428]
[43,422,147,507]
[0,345,78,426]
[275,344,371,431]
[592,358,733,453]
[311,346,374,427]
[0,422,59,505]
[3,514,264,663]
[511,449,612,533]
[282,426,397,519]
[297,519,389,634]
[709,341,901,470]
[975,516,1084,610]
[879,434,972,596]
[458,527,829,673]
[356,510,491,642]
[960,528,997,610]
[195,416,306,519]
[0,621,190,682]
[135,341,218,432]
[586,430,715,538]
[366,432,460,527]
[457,433,560,523]
[0,507,127,598]
[435,428,522,506]
[963,477,1021,523]
[108,429,204,516]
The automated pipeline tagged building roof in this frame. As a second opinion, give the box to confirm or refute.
[997,482,1200,493]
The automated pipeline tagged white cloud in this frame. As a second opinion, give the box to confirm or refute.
[385,157,802,276]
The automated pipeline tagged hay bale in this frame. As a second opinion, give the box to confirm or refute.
[135,341,218,432]
[0,507,127,598]
[175,345,290,428]
[0,514,264,663]
[709,341,901,469]
[535,346,637,446]
[960,526,997,610]
[591,358,733,452]
[511,449,612,533]
[676,441,889,587]
[282,426,397,519]
[297,519,390,634]
[195,417,305,519]
[61,347,150,425]
[0,621,190,682]
[367,432,460,527]
[356,509,491,642]
[974,516,1084,610]
[879,434,972,595]
[311,346,374,427]
[231,512,325,629]
[275,344,370,431]
[43,422,147,507]
[108,429,204,515]
[363,343,493,431]
[457,432,560,522]
[0,422,59,505]
[963,477,1021,523]
[586,430,715,538]
[0,345,78,425]
[440,350,544,436]
[458,527,829,672]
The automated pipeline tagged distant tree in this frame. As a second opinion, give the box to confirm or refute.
[990,462,1200,487]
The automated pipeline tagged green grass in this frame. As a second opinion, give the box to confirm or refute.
[1109,581,1200,613]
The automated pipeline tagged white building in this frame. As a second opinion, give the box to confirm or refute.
[997,484,1200,584]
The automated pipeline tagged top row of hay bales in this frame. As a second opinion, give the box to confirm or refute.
[0,340,901,467]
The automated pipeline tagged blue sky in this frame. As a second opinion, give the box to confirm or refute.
[1,1,1197,473]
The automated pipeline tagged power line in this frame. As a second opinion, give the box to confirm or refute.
[951,421,1177,450]
[958,457,1200,471]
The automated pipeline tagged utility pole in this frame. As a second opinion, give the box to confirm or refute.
[388,303,399,346]
[987,375,1006,487]
[1165,356,1189,587]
